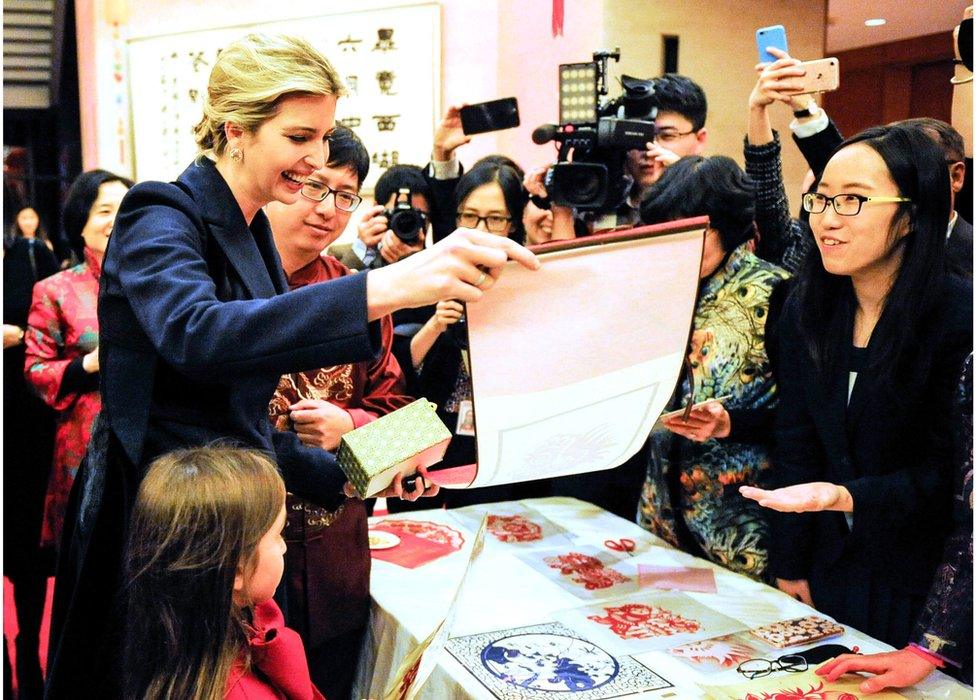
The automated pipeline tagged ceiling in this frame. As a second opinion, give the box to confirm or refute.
[827,0,970,52]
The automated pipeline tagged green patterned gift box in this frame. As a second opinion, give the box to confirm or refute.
[337,399,452,498]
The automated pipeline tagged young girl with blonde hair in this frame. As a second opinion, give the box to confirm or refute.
[123,446,323,700]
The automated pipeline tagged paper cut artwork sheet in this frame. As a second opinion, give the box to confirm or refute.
[668,634,763,675]
[702,669,907,700]
[447,621,672,700]
[545,552,633,591]
[554,591,747,654]
[489,513,543,542]
[450,502,574,549]
[375,518,465,548]
[370,519,465,569]
[684,592,788,628]
[516,545,638,600]
[588,601,701,638]
[637,563,719,593]
[429,222,706,491]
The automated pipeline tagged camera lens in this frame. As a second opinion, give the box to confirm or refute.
[388,209,424,244]
[568,168,603,205]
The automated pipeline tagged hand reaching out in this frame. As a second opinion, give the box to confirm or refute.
[816,649,937,694]
[739,482,854,513]
[365,227,540,320]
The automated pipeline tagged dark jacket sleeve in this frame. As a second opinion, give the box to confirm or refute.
[743,131,813,275]
[841,292,972,536]
[791,117,843,180]
[768,296,823,581]
[110,183,377,381]
[425,161,461,244]
[57,357,99,397]
[912,355,973,667]
[272,430,347,510]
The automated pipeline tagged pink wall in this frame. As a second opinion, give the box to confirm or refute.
[497,0,604,172]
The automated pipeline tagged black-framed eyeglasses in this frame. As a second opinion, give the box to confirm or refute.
[300,181,362,212]
[456,212,512,233]
[655,129,696,144]
[801,192,911,217]
[736,654,808,680]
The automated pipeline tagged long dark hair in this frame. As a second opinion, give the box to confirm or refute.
[62,169,134,258]
[122,447,285,700]
[453,162,526,245]
[8,206,49,244]
[795,123,950,386]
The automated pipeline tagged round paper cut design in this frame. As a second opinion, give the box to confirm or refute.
[480,632,619,692]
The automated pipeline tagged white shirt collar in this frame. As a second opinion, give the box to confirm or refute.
[948,211,958,239]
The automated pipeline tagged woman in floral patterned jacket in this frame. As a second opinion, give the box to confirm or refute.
[24,170,132,547]
[637,156,789,580]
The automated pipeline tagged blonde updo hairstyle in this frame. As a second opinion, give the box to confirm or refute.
[193,32,345,158]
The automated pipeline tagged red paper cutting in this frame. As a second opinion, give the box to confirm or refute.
[487,514,543,543]
[587,602,701,639]
[370,527,457,569]
[543,552,632,590]
[370,519,465,569]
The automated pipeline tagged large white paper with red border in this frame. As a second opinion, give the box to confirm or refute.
[428,219,706,490]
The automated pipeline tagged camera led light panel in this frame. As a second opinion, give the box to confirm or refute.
[559,62,598,125]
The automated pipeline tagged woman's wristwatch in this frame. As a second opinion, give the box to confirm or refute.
[793,102,820,119]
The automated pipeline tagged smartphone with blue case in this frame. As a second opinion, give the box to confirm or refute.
[756,25,789,62]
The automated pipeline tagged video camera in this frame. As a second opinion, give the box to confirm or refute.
[385,188,428,244]
[533,50,658,213]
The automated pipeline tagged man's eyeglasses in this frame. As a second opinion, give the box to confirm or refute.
[736,654,808,680]
[456,212,512,233]
[655,129,696,145]
[300,181,362,212]
[802,192,912,217]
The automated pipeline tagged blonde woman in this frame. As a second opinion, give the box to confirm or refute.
[47,32,538,696]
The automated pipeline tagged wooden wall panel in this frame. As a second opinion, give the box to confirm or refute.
[824,32,955,137]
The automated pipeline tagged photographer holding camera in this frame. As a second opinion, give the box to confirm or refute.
[527,64,710,237]
[330,164,433,270]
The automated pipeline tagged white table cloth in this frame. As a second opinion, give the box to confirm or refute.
[352,497,970,699]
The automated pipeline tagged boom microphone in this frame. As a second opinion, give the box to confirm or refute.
[531,123,559,145]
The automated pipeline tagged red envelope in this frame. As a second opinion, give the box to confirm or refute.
[637,564,718,593]
[370,525,459,569]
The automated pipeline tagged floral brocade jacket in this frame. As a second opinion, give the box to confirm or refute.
[24,249,102,547]
[639,243,788,579]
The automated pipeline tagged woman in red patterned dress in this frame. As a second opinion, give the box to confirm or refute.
[24,170,132,548]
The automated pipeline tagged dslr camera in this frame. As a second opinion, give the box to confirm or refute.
[533,50,658,213]
[384,188,428,244]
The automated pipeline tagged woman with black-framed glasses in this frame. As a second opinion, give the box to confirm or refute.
[741,123,972,648]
